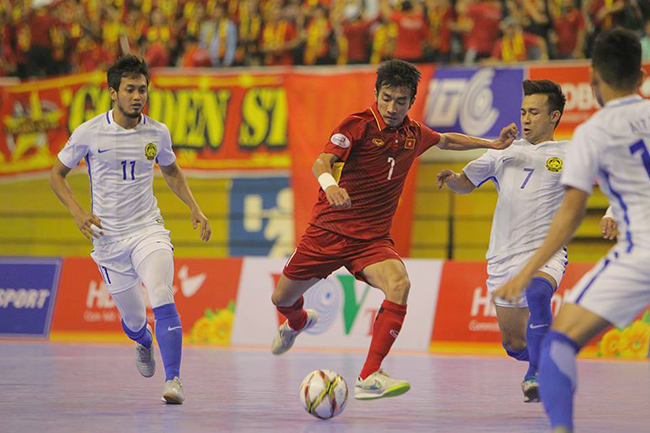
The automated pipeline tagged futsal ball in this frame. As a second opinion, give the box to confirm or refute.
[299,369,348,420]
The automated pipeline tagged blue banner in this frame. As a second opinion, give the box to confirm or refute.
[423,67,524,138]
[0,258,62,338]
[229,177,294,257]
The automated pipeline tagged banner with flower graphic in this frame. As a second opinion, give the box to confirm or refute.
[51,257,242,344]
[597,310,650,359]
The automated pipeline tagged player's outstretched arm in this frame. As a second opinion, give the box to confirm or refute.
[49,158,103,240]
[160,162,211,242]
[437,123,519,151]
[312,152,351,209]
[493,187,589,305]
[600,206,618,240]
[436,170,476,194]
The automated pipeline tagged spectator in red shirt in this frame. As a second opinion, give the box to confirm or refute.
[491,16,548,62]
[380,0,428,62]
[550,0,587,59]
[302,4,332,65]
[456,0,503,64]
[334,3,374,65]
[425,0,454,62]
[180,35,211,67]
[260,5,299,66]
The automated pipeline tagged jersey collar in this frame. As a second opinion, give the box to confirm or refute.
[603,94,643,109]
[370,103,410,132]
[107,109,145,129]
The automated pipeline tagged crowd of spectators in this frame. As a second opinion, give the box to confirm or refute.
[1,0,649,79]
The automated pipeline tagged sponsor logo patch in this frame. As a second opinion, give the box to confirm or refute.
[330,133,350,149]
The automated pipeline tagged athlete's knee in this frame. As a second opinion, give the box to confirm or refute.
[271,288,297,307]
[121,309,147,333]
[148,283,175,308]
[385,276,410,304]
[502,335,527,353]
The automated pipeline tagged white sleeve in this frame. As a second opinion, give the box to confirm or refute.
[462,150,499,187]
[156,124,176,166]
[603,206,615,220]
[560,124,600,194]
[57,127,89,169]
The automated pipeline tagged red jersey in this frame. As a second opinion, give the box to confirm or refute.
[553,9,585,56]
[392,11,427,61]
[465,3,501,55]
[309,104,441,240]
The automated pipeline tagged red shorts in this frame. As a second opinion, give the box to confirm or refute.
[283,225,402,282]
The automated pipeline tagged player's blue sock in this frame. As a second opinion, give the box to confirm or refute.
[122,320,152,348]
[504,345,529,361]
[539,331,579,431]
[524,277,554,378]
[153,303,182,381]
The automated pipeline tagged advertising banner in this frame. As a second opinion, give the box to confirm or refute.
[528,63,650,140]
[0,257,61,338]
[0,70,290,177]
[50,257,242,345]
[228,176,294,257]
[231,257,442,351]
[430,261,596,346]
[423,66,525,138]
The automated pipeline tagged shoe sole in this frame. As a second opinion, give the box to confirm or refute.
[162,393,184,404]
[523,386,540,403]
[137,364,155,378]
[354,383,411,400]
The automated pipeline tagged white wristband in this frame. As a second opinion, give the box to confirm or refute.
[318,173,337,191]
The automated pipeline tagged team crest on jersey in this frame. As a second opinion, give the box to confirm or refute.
[372,138,385,147]
[405,138,415,149]
[144,142,157,160]
[546,157,563,172]
[330,133,350,148]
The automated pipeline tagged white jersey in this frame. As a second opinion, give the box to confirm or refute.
[562,94,650,253]
[463,138,569,261]
[57,110,176,244]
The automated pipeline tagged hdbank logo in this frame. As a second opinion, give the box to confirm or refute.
[302,274,373,336]
[424,67,524,137]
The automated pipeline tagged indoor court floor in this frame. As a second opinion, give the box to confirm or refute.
[1,342,647,433]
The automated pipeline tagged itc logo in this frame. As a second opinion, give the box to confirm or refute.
[425,69,499,137]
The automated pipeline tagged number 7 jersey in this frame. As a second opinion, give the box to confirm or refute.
[309,104,441,240]
[57,110,176,244]
[462,138,569,261]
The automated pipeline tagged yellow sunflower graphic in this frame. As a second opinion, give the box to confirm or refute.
[598,328,622,358]
[619,320,650,358]
[189,300,236,346]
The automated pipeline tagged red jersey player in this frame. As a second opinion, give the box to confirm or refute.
[271,59,518,400]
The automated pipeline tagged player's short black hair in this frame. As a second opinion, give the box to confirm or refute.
[375,59,421,101]
[107,55,150,92]
[523,79,566,127]
[592,28,642,91]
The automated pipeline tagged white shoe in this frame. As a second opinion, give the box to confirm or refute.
[135,325,155,378]
[522,376,540,403]
[162,377,185,404]
[354,369,410,400]
[271,309,318,355]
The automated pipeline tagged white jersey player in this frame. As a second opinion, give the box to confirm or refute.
[50,55,211,404]
[495,29,650,433]
[438,80,568,403]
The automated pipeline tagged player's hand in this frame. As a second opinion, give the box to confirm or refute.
[491,123,519,150]
[72,208,103,240]
[325,185,351,208]
[436,169,457,190]
[191,208,212,242]
[493,274,529,306]
[600,217,618,241]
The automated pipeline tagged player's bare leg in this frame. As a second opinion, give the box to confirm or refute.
[354,259,411,400]
[270,276,320,355]
[496,306,539,401]
[539,303,611,432]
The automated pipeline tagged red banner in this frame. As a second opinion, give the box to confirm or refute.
[51,257,242,345]
[528,63,650,140]
[285,65,434,256]
[430,261,594,345]
[0,70,290,177]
